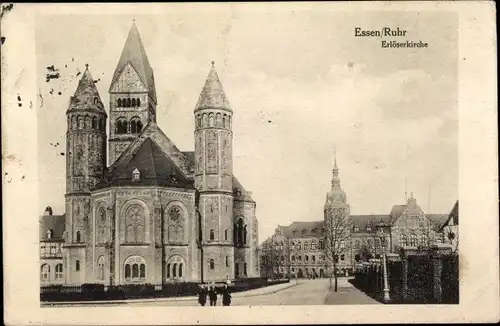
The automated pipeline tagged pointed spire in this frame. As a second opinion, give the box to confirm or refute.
[67,65,105,114]
[195,61,231,112]
[333,146,338,169]
[110,22,156,103]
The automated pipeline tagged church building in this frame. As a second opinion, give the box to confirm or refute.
[40,22,260,286]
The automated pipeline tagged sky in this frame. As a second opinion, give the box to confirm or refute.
[36,8,458,241]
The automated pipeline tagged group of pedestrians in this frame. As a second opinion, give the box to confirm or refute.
[197,282,232,306]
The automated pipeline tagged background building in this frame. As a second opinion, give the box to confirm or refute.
[39,207,65,285]
[260,155,454,278]
[40,23,259,286]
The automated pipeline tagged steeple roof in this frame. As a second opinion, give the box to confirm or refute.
[325,150,347,206]
[195,61,231,112]
[67,64,106,115]
[110,22,156,103]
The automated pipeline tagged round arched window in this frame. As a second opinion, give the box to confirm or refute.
[124,255,146,281]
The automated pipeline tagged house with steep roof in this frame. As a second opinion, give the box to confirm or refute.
[39,207,66,285]
[45,22,259,286]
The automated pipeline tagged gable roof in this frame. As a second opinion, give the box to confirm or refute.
[107,121,194,179]
[96,137,194,189]
[195,62,231,112]
[110,23,156,103]
[67,66,106,115]
[279,221,324,238]
[350,215,392,232]
[39,214,66,241]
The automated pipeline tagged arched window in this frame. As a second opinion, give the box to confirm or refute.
[224,229,228,241]
[93,97,99,105]
[420,234,428,246]
[99,118,105,131]
[304,242,309,250]
[131,98,136,107]
[132,264,139,278]
[237,218,244,245]
[41,264,50,280]
[76,231,81,243]
[209,259,215,270]
[410,234,418,247]
[116,117,128,134]
[130,117,143,134]
[243,226,247,244]
[225,256,229,267]
[209,229,215,241]
[209,113,214,127]
[202,114,208,127]
[297,241,301,250]
[340,254,345,261]
[244,262,247,275]
[97,207,107,244]
[127,98,131,107]
[305,255,309,262]
[46,229,52,239]
[117,98,122,107]
[216,113,222,127]
[125,205,145,243]
[233,224,238,244]
[166,255,185,280]
[97,256,105,280]
[76,260,80,272]
[125,264,131,279]
[311,242,316,250]
[55,263,63,280]
[235,263,239,275]
[92,117,97,129]
[400,234,408,247]
[137,98,141,106]
[312,255,316,263]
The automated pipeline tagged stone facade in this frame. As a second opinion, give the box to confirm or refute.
[42,23,259,286]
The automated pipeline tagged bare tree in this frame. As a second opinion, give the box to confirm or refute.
[323,207,351,292]
[260,239,284,279]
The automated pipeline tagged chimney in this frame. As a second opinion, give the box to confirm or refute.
[44,206,53,216]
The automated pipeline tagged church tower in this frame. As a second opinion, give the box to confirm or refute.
[323,150,352,273]
[324,150,349,212]
[65,65,107,284]
[194,62,234,281]
[108,22,157,165]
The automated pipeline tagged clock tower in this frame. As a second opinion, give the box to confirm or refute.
[108,22,157,165]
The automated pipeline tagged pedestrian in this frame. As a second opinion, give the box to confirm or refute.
[222,284,232,306]
[198,284,207,306]
[208,284,218,306]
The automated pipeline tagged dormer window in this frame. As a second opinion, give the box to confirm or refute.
[132,168,140,181]
[46,229,53,239]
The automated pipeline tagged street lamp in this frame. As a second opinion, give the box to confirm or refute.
[376,222,391,303]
